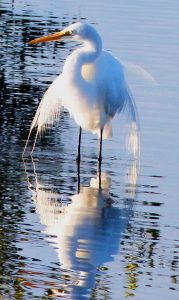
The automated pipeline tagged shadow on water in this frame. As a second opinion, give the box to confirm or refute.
[22,156,137,299]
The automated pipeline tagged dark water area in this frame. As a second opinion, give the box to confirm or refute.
[0,0,179,299]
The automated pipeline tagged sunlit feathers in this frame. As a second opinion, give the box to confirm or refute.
[23,22,139,160]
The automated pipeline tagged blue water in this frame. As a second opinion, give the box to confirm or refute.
[0,0,179,299]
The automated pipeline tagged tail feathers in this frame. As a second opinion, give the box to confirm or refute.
[124,91,140,161]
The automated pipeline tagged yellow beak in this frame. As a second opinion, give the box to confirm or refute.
[28,30,72,45]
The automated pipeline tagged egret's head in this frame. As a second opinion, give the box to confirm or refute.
[28,22,98,45]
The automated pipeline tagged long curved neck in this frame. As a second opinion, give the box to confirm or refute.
[79,32,102,63]
[63,33,102,82]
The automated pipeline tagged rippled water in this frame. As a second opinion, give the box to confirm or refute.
[0,0,179,299]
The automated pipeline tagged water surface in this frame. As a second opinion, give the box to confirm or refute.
[0,0,179,299]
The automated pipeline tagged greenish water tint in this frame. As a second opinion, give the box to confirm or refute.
[0,0,179,299]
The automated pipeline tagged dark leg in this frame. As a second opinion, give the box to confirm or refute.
[76,126,82,164]
[98,129,103,163]
[98,129,103,189]
[98,159,102,190]
[77,161,80,193]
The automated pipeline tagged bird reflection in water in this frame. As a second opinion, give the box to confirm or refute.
[24,157,138,299]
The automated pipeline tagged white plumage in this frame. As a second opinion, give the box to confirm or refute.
[23,22,139,161]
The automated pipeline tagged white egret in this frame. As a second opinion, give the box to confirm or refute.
[23,22,139,163]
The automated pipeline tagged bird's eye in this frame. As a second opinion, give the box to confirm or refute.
[65,30,73,36]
